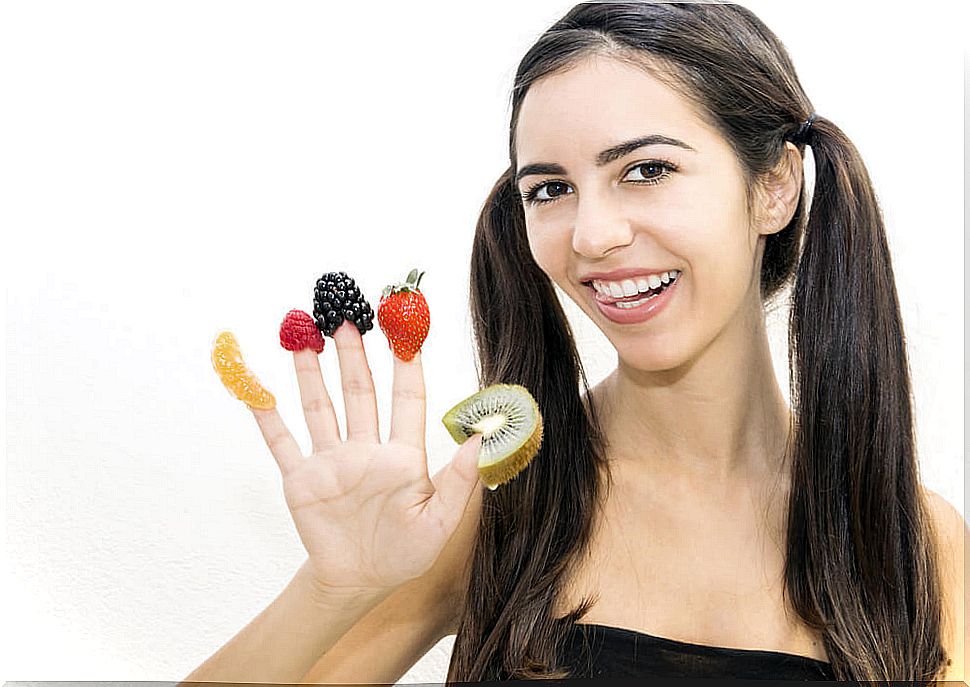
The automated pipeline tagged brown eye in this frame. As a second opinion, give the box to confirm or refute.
[625,161,676,184]
[521,180,573,206]
[544,182,569,198]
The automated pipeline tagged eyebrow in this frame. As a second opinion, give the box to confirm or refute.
[514,134,696,186]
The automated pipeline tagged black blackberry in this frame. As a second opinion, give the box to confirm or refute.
[312,271,375,337]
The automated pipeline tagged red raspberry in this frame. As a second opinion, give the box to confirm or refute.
[279,309,325,353]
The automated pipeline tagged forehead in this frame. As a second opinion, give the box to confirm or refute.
[515,55,709,160]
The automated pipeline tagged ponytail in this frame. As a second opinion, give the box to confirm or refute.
[447,167,610,681]
[784,117,948,682]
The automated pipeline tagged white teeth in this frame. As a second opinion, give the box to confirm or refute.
[615,295,654,308]
[592,269,680,297]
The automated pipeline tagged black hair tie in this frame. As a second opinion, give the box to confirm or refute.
[790,112,817,145]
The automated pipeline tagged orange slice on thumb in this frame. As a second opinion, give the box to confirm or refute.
[211,330,276,409]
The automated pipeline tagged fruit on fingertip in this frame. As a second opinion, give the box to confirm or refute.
[279,309,325,353]
[441,383,543,490]
[211,330,276,409]
[378,268,430,362]
[312,271,374,337]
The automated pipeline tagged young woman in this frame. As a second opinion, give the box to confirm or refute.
[184,2,966,682]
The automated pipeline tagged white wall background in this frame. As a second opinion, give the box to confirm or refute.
[2,0,965,682]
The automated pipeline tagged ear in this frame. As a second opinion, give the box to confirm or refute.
[752,142,804,236]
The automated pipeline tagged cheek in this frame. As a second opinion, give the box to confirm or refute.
[645,173,750,263]
[633,184,753,319]
[525,223,565,277]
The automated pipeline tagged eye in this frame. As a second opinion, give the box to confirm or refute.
[521,180,572,205]
[519,159,678,207]
[625,161,676,184]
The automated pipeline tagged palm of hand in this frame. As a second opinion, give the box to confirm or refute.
[282,441,444,591]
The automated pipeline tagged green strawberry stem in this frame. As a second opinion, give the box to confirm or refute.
[384,268,425,299]
[406,268,424,290]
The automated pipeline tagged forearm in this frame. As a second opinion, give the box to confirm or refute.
[181,559,392,685]
[299,572,457,684]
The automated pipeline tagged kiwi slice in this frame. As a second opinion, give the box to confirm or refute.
[441,383,543,491]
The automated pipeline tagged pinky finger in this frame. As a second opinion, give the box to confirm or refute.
[250,407,303,476]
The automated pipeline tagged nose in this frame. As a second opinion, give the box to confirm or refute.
[571,189,635,258]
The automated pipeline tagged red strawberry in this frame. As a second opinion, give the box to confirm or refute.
[377,268,430,362]
[279,309,325,353]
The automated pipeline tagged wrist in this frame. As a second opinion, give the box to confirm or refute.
[293,559,394,612]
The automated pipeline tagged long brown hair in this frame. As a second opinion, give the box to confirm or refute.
[446,2,947,682]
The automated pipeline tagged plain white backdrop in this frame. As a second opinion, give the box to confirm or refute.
[2,0,965,682]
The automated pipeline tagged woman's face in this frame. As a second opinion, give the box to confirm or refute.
[514,55,774,372]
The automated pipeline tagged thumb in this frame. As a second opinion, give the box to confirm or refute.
[428,433,483,519]
[456,432,484,483]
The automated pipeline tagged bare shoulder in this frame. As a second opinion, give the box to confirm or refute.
[921,485,967,681]
[922,485,967,566]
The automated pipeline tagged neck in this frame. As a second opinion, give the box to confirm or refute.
[595,295,792,486]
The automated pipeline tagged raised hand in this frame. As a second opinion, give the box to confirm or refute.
[250,320,483,596]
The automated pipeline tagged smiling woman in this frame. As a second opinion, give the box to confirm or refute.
[514,56,776,360]
[444,2,965,683]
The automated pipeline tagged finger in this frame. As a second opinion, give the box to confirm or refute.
[332,320,380,442]
[389,349,426,450]
[426,433,484,532]
[292,349,341,452]
[250,407,303,476]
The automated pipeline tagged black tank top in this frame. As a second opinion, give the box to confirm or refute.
[558,622,837,679]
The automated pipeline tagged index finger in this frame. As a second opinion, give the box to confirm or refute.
[250,407,303,476]
[389,350,426,450]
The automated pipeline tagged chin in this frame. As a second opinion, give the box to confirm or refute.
[615,342,691,374]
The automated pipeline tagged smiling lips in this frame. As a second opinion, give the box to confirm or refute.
[588,270,681,304]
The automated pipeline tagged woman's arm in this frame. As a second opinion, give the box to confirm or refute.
[297,565,457,684]
[922,487,967,681]
[182,477,480,687]
[180,558,394,685]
